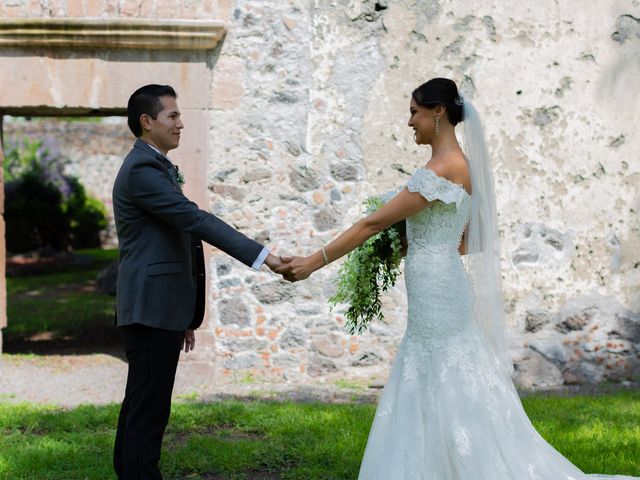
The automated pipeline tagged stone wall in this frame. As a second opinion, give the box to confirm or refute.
[1,0,638,388]
[0,139,5,355]
[203,0,640,387]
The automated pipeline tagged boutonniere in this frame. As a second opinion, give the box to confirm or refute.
[174,165,185,187]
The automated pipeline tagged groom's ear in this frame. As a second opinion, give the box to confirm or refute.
[139,113,153,132]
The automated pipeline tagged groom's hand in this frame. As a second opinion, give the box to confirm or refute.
[276,255,319,282]
[182,329,195,353]
[265,253,297,282]
[264,253,284,273]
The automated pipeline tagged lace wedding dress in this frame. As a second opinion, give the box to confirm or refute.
[358,167,636,480]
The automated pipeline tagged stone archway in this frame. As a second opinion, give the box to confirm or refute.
[0,18,226,362]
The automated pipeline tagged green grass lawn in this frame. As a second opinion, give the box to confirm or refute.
[0,392,638,480]
[5,249,118,348]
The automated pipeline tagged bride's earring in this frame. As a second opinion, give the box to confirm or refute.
[435,116,440,136]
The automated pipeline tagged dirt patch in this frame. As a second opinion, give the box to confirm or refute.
[6,252,95,276]
[3,322,123,358]
[167,425,267,451]
[199,471,282,480]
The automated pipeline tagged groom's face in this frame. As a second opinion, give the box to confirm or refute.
[145,95,184,154]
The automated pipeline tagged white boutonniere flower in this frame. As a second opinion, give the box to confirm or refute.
[174,165,185,187]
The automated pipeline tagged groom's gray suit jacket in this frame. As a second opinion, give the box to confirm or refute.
[113,139,264,331]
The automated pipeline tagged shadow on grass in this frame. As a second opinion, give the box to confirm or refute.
[4,248,124,359]
[1,394,639,480]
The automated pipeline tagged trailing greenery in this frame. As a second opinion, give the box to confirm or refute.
[3,137,107,253]
[329,197,405,334]
[0,392,638,479]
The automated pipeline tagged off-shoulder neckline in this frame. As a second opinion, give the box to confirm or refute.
[419,167,471,198]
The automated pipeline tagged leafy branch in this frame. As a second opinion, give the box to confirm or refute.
[329,197,405,334]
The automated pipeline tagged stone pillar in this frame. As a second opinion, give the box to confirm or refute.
[0,115,6,356]
[172,108,217,380]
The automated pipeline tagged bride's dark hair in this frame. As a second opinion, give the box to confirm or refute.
[412,78,464,126]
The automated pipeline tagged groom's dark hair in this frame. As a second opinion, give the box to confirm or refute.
[412,78,463,126]
[127,84,177,137]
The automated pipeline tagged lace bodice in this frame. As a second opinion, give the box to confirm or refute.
[405,168,471,250]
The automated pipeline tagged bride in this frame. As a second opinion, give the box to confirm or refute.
[276,78,637,479]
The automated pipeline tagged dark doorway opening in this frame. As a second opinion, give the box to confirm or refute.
[2,111,128,357]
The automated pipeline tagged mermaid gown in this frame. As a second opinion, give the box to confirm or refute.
[357,168,637,480]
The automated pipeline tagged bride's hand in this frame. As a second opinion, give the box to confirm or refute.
[276,253,323,282]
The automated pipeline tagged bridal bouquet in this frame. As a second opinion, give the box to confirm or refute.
[329,193,405,334]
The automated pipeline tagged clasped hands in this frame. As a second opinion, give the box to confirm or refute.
[264,252,323,282]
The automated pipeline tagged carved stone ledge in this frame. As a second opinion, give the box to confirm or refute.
[0,18,226,50]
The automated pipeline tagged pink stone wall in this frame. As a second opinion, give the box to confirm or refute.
[0,3,222,363]
[0,141,6,342]
[0,0,233,21]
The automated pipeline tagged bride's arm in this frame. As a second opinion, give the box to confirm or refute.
[278,189,428,280]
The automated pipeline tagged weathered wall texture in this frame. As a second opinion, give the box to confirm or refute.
[202,0,640,387]
[0,141,5,355]
[1,0,638,388]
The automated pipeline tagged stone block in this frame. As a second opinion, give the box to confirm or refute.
[0,51,212,111]
[156,0,181,18]
[0,54,55,107]
[279,326,308,349]
[211,55,246,110]
[555,309,595,333]
[251,280,295,304]
[217,297,251,327]
[311,335,344,358]
[175,360,216,382]
[611,312,640,342]
[223,352,259,369]
[241,168,272,183]
[67,0,85,17]
[219,336,268,352]
[100,55,212,110]
[562,362,603,385]
[289,166,319,192]
[512,349,563,389]
[3,2,25,17]
[85,0,105,17]
[216,259,233,277]
[213,0,234,21]
[172,109,209,207]
[271,353,300,369]
[351,350,384,367]
[330,162,359,181]
[120,0,144,17]
[528,340,567,366]
[313,207,339,231]
[307,355,337,377]
[524,309,550,333]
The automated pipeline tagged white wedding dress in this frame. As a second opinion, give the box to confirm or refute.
[358,167,637,480]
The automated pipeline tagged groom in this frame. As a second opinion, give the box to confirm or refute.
[112,84,284,479]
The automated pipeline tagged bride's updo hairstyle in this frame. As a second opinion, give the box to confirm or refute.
[412,78,464,126]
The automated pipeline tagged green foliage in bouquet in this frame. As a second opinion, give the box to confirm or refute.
[329,197,406,334]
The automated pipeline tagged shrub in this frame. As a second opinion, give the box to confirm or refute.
[3,136,107,253]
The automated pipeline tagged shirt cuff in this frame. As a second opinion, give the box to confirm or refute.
[251,247,270,271]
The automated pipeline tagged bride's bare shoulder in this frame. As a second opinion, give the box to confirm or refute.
[426,153,470,192]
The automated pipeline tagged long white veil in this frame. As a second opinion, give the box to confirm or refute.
[461,98,513,377]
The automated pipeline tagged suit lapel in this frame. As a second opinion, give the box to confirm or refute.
[133,140,182,192]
